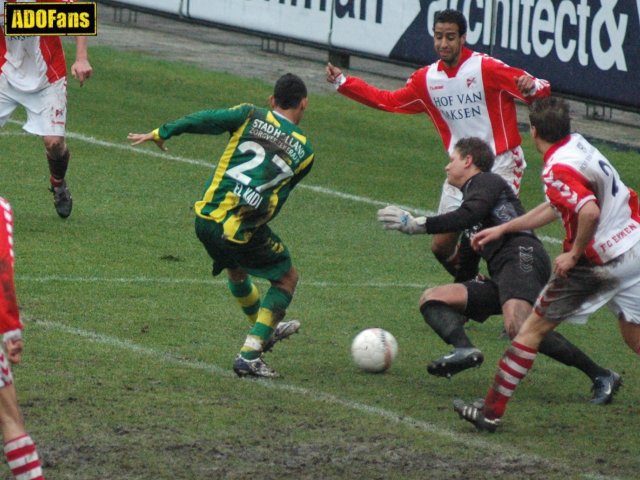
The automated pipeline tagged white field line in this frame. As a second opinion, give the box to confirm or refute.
[8,119,611,480]
[0,131,29,137]
[29,316,617,480]
[16,274,428,289]
[6,119,211,166]
[5,120,563,245]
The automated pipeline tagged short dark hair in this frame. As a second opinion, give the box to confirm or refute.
[273,73,307,109]
[529,97,571,144]
[434,9,467,36]
[454,137,494,172]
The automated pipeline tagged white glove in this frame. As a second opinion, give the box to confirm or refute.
[377,205,427,235]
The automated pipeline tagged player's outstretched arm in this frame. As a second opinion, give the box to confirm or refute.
[127,130,167,151]
[325,62,344,84]
[471,225,505,251]
[377,205,426,235]
[473,202,557,250]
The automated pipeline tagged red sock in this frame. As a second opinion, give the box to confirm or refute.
[49,176,63,188]
[483,341,538,419]
[4,435,44,480]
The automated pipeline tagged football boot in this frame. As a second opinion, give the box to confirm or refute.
[427,347,484,378]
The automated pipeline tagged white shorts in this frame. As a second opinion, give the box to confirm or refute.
[437,146,526,214]
[535,240,640,325]
[0,75,67,137]
[0,350,13,388]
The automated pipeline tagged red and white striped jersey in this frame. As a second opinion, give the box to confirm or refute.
[542,133,640,265]
[337,48,550,156]
[0,197,22,335]
[0,0,70,92]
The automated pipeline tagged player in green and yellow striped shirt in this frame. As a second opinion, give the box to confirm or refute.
[128,74,314,378]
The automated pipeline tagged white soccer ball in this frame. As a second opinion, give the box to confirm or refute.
[351,328,398,373]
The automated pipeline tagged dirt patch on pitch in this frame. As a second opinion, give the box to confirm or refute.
[38,432,570,480]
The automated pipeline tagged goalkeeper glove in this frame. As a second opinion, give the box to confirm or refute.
[377,205,427,235]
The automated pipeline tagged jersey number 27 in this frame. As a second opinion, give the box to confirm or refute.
[225,141,293,193]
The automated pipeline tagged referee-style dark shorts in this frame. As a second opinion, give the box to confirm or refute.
[463,235,551,322]
[195,216,292,281]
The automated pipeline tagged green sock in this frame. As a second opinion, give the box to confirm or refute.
[240,287,292,360]
[228,278,260,324]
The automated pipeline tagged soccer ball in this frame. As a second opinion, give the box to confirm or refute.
[351,328,398,373]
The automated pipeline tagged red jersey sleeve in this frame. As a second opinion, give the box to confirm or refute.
[544,164,597,213]
[0,199,22,334]
[480,56,551,104]
[337,67,430,114]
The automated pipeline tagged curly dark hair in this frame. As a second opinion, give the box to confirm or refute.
[454,137,494,172]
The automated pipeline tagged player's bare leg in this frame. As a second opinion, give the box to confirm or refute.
[501,298,531,339]
[618,314,640,355]
[431,232,460,277]
[502,298,618,404]
[455,313,555,431]
[0,383,44,479]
